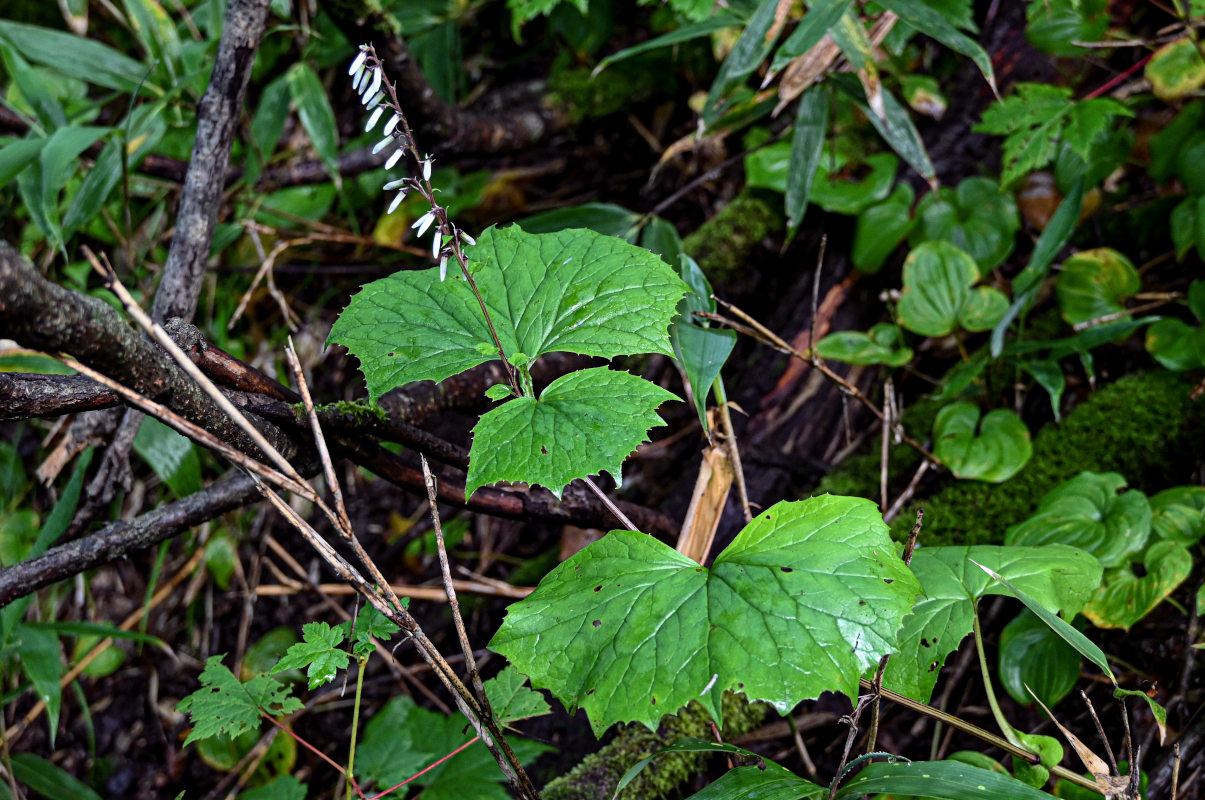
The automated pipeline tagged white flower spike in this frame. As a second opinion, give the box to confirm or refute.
[348,49,367,76]
[388,191,406,214]
[384,148,403,170]
[413,211,436,236]
[365,106,384,132]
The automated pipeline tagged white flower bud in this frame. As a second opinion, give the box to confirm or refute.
[413,210,436,236]
[365,106,384,132]
[388,191,406,214]
[432,229,443,258]
[366,67,382,100]
[458,230,476,246]
[348,49,368,76]
[384,113,400,136]
[352,65,367,92]
[439,255,449,281]
[422,156,433,181]
[383,178,407,190]
[384,148,404,170]
[366,91,385,108]
[372,136,393,155]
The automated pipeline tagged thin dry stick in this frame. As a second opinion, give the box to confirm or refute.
[420,456,489,710]
[879,379,894,513]
[1082,689,1121,778]
[884,460,930,524]
[716,394,752,523]
[285,338,352,533]
[256,581,532,601]
[580,475,638,531]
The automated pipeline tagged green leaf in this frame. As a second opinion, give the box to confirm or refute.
[1005,471,1151,569]
[484,665,551,725]
[0,137,48,189]
[1018,359,1066,420]
[882,544,1100,702]
[845,80,935,183]
[62,139,123,242]
[330,225,687,400]
[507,0,586,38]
[671,255,736,427]
[271,621,349,689]
[771,0,852,71]
[239,775,307,800]
[594,12,740,74]
[204,534,237,591]
[875,0,996,94]
[465,367,675,499]
[1055,247,1141,327]
[746,134,898,216]
[133,416,202,498]
[785,87,830,233]
[974,83,1130,186]
[999,610,1081,708]
[519,203,642,240]
[124,0,182,74]
[971,559,1117,685]
[852,183,915,273]
[1082,541,1192,631]
[10,753,103,800]
[911,177,1019,273]
[177,655,303,744]
[37,125,113,249]
[356,695,549,799]
[815,323,913,367]
[617,738,784,796]
[991,179,1085,357]
[286,63,341,186]
[0,20,149,93]
[932,402,1031,483]
[0,43,66,130]
[248,75,291,184]
[836,759,1057,799]
[896,241,1008,337]
[1170,196,1205,262]
[491,495,922,734]
[1146,317,1205,372]
[340,605,401,659]
[1146,37,1205,101]
[17,624,63,745]
[1025,0,1108,56]
[702,0,783,126]
[685,763,825,799]
[1149,486,1205,544]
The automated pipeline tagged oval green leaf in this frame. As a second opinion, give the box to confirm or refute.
[999,609,1081,708]
[911,177,1019,272]
[815,323,912,367]
[1082,541,1192,631]
[896,241,1009,337]
[1055,247,1140,327]
[1004,471,1151,568]
[933,402,1032,483]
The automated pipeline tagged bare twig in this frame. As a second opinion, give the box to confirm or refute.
[581,476,638,531]
[420,457,489,710]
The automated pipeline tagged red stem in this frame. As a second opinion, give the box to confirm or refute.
[368,736,480,799]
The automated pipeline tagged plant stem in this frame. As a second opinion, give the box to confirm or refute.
[345,657,367,800]
[972,605,1025,749]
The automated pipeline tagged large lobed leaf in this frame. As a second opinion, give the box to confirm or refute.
[491,495,921,734]
[882,545,1101,703]
[329,225,687,401]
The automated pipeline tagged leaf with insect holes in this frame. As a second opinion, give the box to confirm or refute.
[491,495,920,735]
[465,367,676,499]
[176,656,303,745]
[881,545,1100,703]
[271,622,349,689]
[329,225,687,401]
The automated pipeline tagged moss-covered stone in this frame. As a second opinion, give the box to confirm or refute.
[819,370,1205,546]
[681,190,783,284]
[548,58,663,122]
[542,693,768,800]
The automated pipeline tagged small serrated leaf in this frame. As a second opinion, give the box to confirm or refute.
[177,656,302,745]
[271,621,349,689]
[465,367,676,499]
